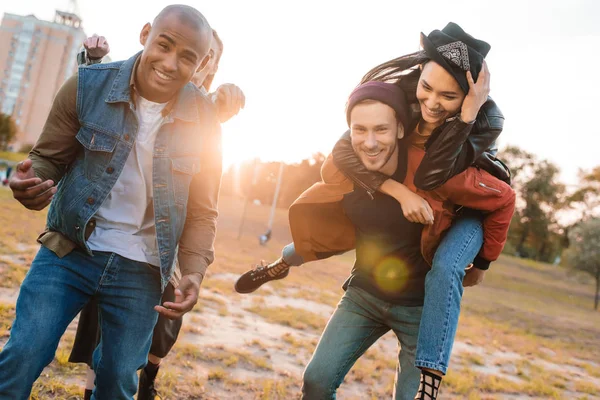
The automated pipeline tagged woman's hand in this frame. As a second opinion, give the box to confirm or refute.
[380,180,434,225]
[398,189,434,225]
[463,265,486,287]
[460,61,490,123]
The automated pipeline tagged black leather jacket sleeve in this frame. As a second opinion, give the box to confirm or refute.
[331,97,506,194]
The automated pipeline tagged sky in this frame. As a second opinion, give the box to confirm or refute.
[2,0,599,185]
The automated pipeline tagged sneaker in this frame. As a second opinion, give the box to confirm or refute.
[138,366,162,400]
[235,258,290,294]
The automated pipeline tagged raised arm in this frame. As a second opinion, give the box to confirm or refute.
[76,34,110,66]
[414,63,503,190]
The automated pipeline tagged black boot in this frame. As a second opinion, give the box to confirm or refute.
[138,362,161,400]
[414,369,442,400]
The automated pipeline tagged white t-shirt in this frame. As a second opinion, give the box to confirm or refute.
[87,96,166,266]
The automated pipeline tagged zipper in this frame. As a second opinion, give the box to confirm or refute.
[353,178,375,199]
[478,182,501,193]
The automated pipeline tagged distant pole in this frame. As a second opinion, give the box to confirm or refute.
[268,162,285,230]
[237,159,260,240]
[237,196,251,240]
[260,162,285,245]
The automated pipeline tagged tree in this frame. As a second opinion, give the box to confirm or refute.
[564,218,600,310]
[499,146,566,261]
[219,153,326,208]
[501,145,536,183]
[566,166,600,221]
[0,113,17,151]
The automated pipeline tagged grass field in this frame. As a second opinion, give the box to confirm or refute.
[0,151,27,164]
[0,188,599,399]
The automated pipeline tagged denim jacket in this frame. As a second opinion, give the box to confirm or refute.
[33,52,222,289]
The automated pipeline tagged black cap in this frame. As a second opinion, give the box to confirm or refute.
[420,22,490,94]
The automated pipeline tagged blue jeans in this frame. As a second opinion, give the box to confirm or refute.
[282,212,483,377]
[0,246,162,400]
[415,212,483,374]
[302,286,422,400]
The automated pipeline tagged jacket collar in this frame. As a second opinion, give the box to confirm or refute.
[105,51,139,105]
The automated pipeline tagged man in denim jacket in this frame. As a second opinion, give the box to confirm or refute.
[3,5,221,399]
[72,30,243,400]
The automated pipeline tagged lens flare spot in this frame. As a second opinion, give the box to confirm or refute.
[373,256,410,294]
[359,240,383,266]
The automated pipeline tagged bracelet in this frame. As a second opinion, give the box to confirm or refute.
[85,52,103,65]
[445,114,475,125]
[457,114,476,125]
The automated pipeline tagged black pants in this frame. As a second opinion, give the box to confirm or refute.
[69,283,183,367]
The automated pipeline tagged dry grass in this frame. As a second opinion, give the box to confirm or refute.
[1,193,600,399]
[247,338,270,351]
[463,351,485,366]
[574,379,600,395]
[202,278,236,295]
[0,302,15,341]
[0,189,46,258]
[256,379,294,399]
[207,366,227,381]
[30,377,82,399]
[0,260,28,287]
[0,151,28,163]
[281,332,317,354]
[245,302,327,332]
[172,343,272,371]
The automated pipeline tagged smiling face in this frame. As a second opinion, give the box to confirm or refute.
[136,12,212,103]
[350,100,403,176]
[416,61,466,126]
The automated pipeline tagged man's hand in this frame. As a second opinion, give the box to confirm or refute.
[155,272,203,320]
[83,34,110,60]
[9,159,55,211]
[460,61,490,123]
[212,84,245,123]
[463,265,486,287]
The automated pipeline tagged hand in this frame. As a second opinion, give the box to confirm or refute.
[9,159,55,211]
[396,187,434,225]
[83,34,110,60]
[463,265,486,287]
[212,84,245,123]
[460,61,490,123]
[155,272,203,320]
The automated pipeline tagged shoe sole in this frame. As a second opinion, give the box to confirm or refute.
[234,270,289,294]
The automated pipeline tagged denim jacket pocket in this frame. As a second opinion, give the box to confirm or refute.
[171,156,201,206]
[76,126,119,181]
